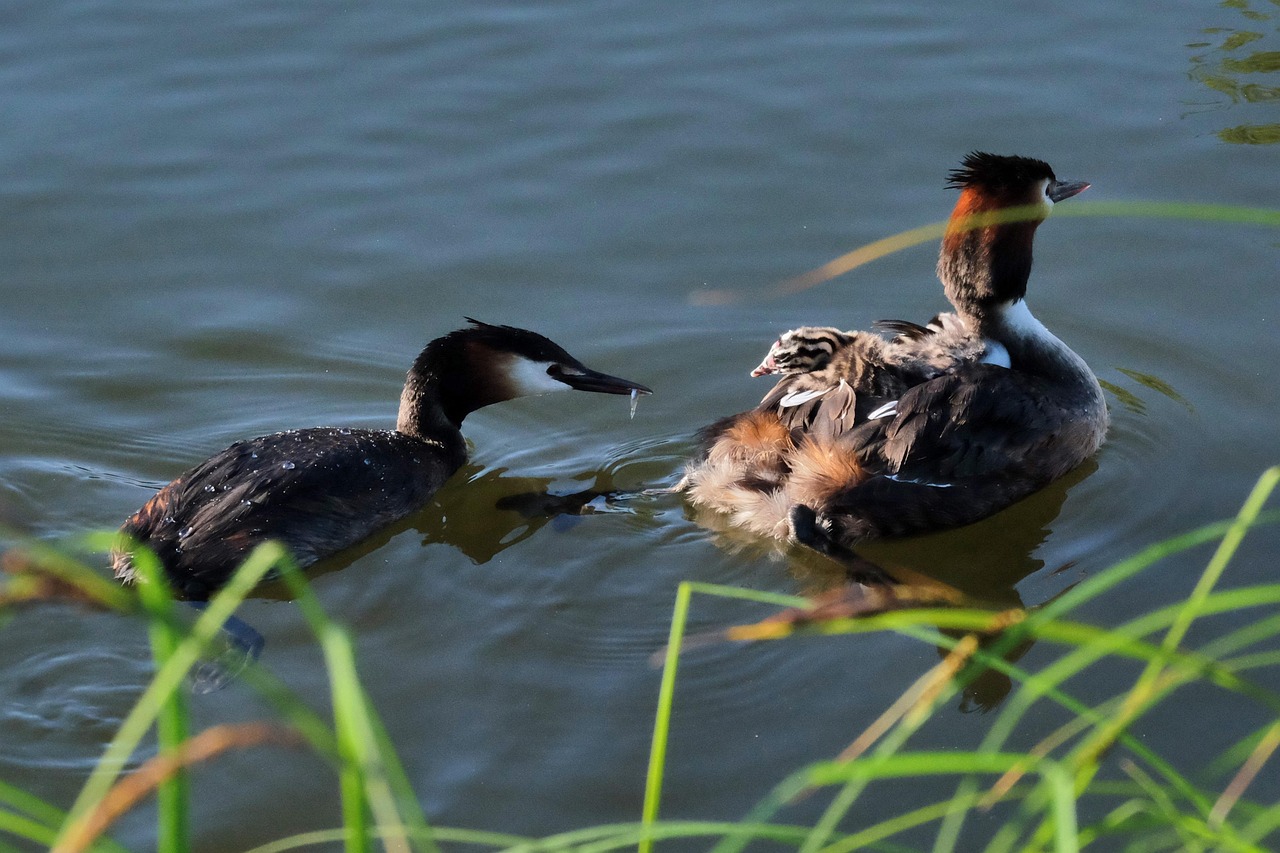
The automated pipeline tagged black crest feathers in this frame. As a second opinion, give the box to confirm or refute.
[946,152,1056,191]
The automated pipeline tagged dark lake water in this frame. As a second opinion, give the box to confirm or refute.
[2,0,1278,848]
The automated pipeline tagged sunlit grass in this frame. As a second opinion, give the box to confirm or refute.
[637,467,1280,853]
[1,479,1277,850]
[10,468,1275,852]
[0,533,436,853]
[690,199,1280,305]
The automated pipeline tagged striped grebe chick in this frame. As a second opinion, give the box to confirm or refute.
[750,326,931,438]
[112,320,651,600]
[680,152,1106,554]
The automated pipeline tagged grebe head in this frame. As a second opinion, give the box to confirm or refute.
[945,152,1089,210]
[938,152,1089,322]
[751,327,852,377]
[398,319,652,434]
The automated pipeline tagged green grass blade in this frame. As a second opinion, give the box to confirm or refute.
[0,784,130,853]
[52,541,287,852]
[364,709,438,852]
[130,546,190,853]
[799,752,1078,850]
[640,581,692,853]
[959,510,1280,785]
[820,785,1034,853]
[242,825,530,853]
[709,764,826,853]
[1116,759,1208,851]
[273,553,435,853]
[0,780,69,832]
[754,526,1277,851]
[1017,468,1280,850]
[640,581,806,853]
[1053,200,1280,228]
[511,819,817,853]
[697,200,1280,304]
[640,582,810,853]
[799,646,975,853]
[0,809,60,849]
[1072,467,1280,772]
[1161,467,1279,658]
[1239,793,1280,844]
[10,531,137,613]
[680,581,809,609]
[698,531,1279,852]
[323,625,374,853]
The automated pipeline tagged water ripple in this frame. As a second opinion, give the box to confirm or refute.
[0,635,151,771]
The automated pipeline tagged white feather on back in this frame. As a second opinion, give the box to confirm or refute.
[779,388,832,407]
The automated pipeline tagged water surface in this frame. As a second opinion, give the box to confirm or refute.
[2,0,1278,847]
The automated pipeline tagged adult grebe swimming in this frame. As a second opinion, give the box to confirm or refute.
[679,152,1106,555]
[112,320,652,599]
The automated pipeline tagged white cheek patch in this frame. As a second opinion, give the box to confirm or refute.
[1039,178,1056,212]
[506,359,572,396]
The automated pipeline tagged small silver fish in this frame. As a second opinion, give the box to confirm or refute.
[629,388,639,420]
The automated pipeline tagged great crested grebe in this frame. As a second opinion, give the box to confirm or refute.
[112,320,652,599]
[679,152,1107,554]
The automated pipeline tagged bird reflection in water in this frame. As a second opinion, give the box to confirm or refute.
[690,459,1097,711]
[188,462,634,690]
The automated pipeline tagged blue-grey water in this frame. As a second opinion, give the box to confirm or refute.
[2,0,1278,848]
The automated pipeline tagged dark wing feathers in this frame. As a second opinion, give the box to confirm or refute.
[847,365,1059,481]
[757,375,859,437]
[872,319,932,340]
[756,375,802,413]
[123,429,456,597]
[811,381,857,442]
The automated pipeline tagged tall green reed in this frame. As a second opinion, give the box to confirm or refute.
[1,480,1276,851]
[0,531,437,853]
[638,467,1280,852]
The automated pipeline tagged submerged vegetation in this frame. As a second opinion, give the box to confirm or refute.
[1186,0,1280,146]
[0,466,1276,852]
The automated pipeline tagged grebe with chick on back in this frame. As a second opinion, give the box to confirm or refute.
[679,152,1107,556]
[112,319,652,599]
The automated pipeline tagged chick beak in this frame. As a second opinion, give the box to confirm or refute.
[1048,180,1090,203]
[751,355,778,377]
[552,363,652,396]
